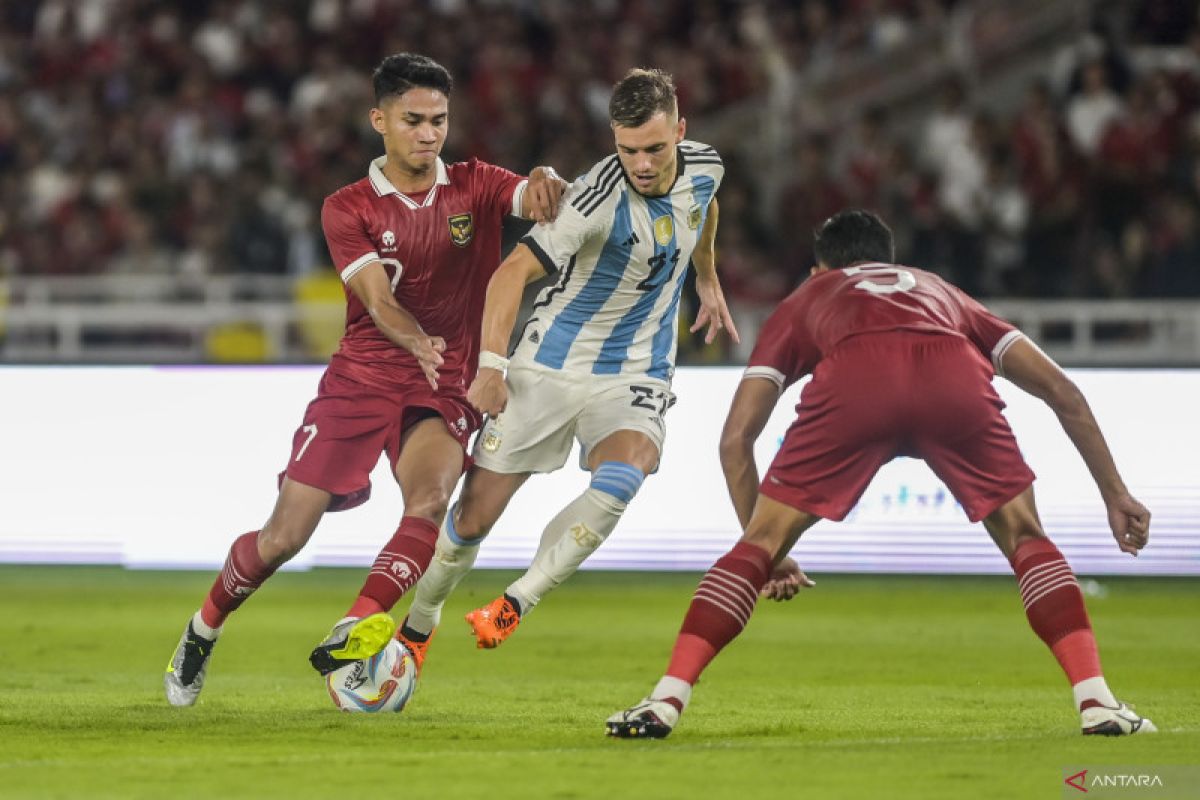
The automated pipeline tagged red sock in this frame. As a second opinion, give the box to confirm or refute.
[346,516,439,616]
[1010,537,1101,684]
[200,531,276,628]
[665,541,772,685]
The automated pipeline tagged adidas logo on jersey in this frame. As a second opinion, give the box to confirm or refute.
[622,232,640,248]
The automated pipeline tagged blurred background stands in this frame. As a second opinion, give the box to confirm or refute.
[1,0,1199,366]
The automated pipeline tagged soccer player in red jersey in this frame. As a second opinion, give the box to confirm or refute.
[164,53,567,706]
[607,210,1156,738]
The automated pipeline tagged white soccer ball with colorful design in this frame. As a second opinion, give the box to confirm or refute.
[324,639,416,713]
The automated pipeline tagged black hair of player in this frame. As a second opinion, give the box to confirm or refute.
[373,53,453,105]
[609,68,678,127]
[813,210,896,269]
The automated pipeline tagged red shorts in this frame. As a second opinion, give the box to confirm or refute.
[760,332,1035,523]
[281,369,480,511]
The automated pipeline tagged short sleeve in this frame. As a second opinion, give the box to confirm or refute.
[744,293,819,389]
[949,284,1024,373]
[471,159,527,220]
[520,176,607,275]
[321,194,377,283]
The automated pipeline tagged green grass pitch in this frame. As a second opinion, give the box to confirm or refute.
[0,566,1196,799]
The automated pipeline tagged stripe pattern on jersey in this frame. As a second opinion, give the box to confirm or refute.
[535,194,635,369]
[521,139,724,378]
[570,156,623,217]
[648,173,717,379]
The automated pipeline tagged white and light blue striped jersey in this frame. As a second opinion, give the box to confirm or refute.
[513,140,723,381]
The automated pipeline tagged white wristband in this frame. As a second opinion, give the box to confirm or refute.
[479,350,509,374]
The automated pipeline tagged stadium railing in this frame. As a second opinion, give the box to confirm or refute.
[1,275,1198,365]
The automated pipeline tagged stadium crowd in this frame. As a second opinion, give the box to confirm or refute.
[2,0,1200,361]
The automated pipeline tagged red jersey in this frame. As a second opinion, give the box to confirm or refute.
[746,263,1021,388]
[321,156,526,392]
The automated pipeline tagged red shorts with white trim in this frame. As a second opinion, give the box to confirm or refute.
[760,332,1035,523]
[280,369,479,511]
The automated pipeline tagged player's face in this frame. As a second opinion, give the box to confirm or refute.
[613,112,686,196]
[371,88,449,175]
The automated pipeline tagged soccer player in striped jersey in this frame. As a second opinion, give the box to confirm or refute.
[393,68,741,658]
[606,210,1155,739]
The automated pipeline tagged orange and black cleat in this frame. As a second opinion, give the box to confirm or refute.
[395,619,437,674]
[465,595,521,648]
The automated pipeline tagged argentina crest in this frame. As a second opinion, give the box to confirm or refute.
[653,214,673,245]
[448,212,474,247]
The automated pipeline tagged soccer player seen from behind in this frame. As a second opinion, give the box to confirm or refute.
[163,53,567,706]
[391,67,740,660]
[606,209,1155,739]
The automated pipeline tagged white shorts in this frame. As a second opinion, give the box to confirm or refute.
[473,363,674,474]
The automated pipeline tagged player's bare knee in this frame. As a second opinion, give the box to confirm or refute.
[450,504,493,541]
[403,485,453,523]
[256,524,305,565]
[740,524,788,561]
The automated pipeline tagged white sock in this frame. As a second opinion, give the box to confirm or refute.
[190,611,221,640]
[1073,676,1118,710]
[651,676,693,710]
[507,488,626,613]
[405,514,482,636]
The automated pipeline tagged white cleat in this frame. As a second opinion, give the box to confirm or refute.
[605,696,681,739]
[1081,702,1157,736]
[164,621,218,707]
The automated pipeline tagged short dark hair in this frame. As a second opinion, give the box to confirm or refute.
[609,68,678,127]
[372,53,453,105]
[813,210,895,269]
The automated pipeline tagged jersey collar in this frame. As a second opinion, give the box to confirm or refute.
[368,156,450,209]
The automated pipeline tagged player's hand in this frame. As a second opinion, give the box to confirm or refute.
[406,335,445,390]
[690,275,740,345]
[526,166,569,224]
[760,557,815,601]
[468,367,508,416]
[1106,492,1150,556]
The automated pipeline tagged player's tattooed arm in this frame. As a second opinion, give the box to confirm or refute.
[348,262,445,390]
[468,243,548,416]
[719,376,781,530]
[1000,337,1150,556]
[521,166,569,224]
[689,197,740,346]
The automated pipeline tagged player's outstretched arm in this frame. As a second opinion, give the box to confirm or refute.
[720,376,781,530]
[468,244,548,416]
[689,198,740,345]
[520,166,569,224]
[348,262,445,390]
[1000,337,1150,555]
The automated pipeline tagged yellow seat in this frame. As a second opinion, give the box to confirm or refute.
[294,271,344,360]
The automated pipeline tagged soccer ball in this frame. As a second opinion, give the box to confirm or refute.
[324,639,417,713]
